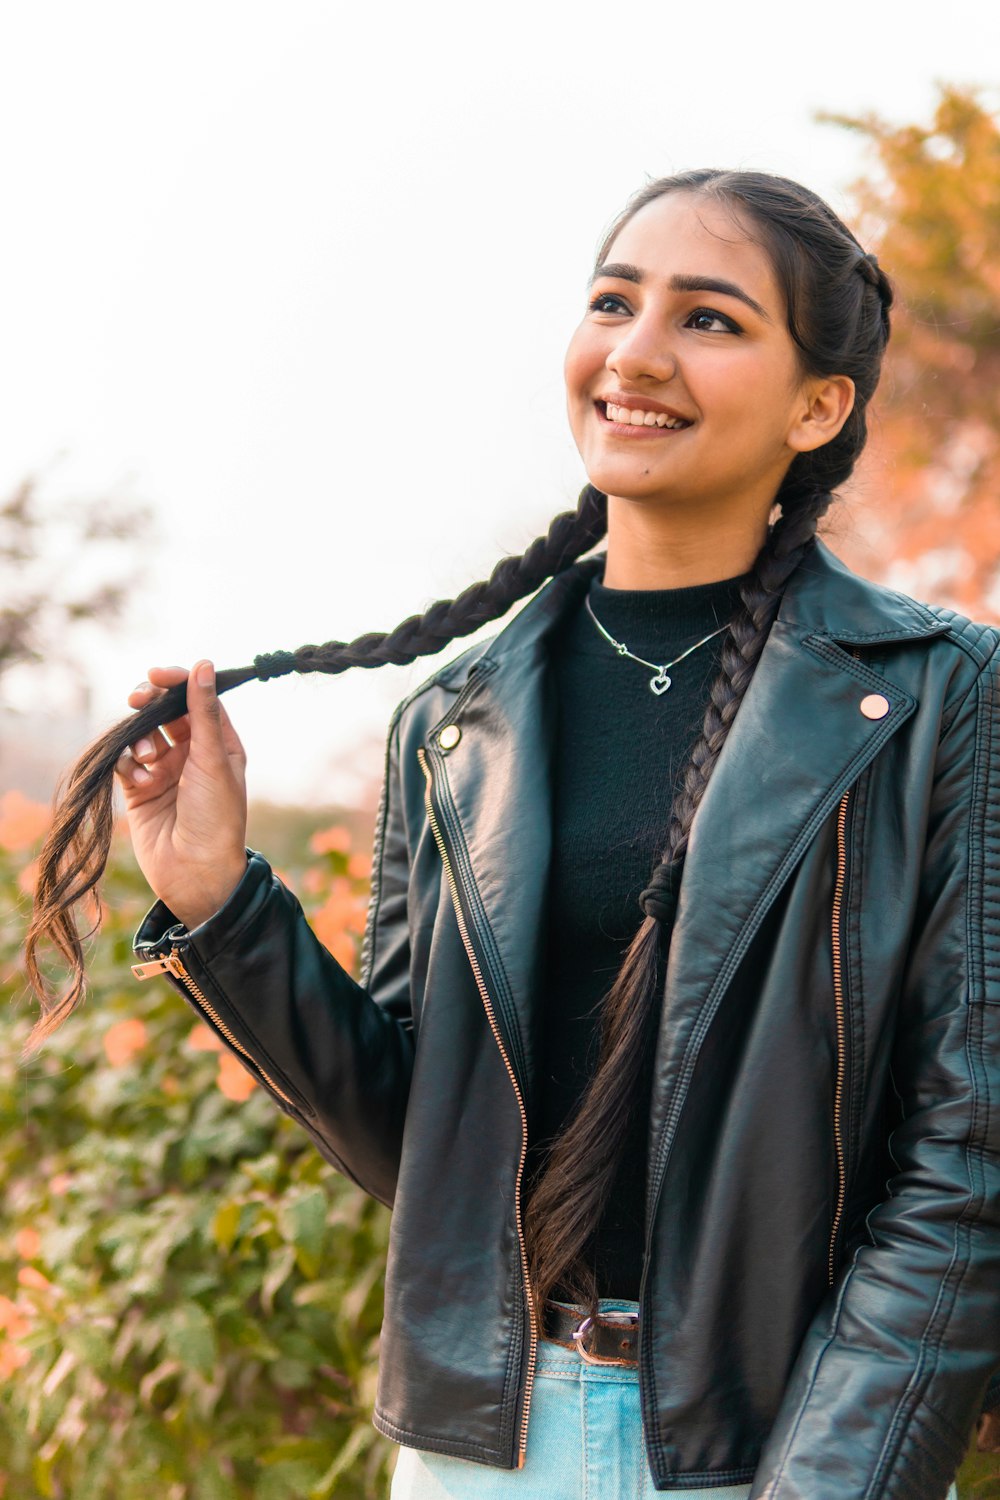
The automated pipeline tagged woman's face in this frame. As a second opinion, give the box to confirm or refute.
[564,191,841,521]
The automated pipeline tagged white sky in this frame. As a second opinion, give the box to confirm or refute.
[1,0,997,805]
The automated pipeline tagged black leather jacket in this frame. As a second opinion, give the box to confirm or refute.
[133,539,1000,1496]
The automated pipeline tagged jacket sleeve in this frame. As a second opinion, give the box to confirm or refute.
[749,641,1000,1500]
[131,706,415,1209]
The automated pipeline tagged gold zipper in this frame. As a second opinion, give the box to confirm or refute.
[132,951,299,1110]
[828,644,862,1287]
[416,745,538,1469]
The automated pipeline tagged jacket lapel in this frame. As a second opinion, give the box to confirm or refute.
[425,539,951,1106]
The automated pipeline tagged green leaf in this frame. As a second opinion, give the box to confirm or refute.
[162,1303,218,1377]
[211,1200,242,1253]
[279,1187,328,1276]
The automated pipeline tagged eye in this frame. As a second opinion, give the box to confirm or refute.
[588,292,629,315]
[686,306,742,334]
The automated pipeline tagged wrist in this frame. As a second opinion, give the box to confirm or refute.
[169,855,249,931]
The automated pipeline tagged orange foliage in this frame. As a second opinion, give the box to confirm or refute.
[216,1051,257,1102]
[17,1266,51,1292]
[102,1017,148,1067]
[14,1228,40,1261]
[0,1298,30,1339]
[311,872,367,970]
[309,825,351,856]
[0,1344,29,1380]
[0,1293,32,1380]
[823,87,1000,621]
[186,1023,224,1053]
[0,792,50,853]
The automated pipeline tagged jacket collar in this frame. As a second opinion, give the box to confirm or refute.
[422,537,951,1105]
[448,535,950,680]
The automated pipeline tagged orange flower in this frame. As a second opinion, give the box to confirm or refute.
[309,825,351,856]
[216,1051,257,1102]
[312,877,368,949]
[49,1173,73,1197]
[186,1023,224,1053]
[0,1297,30,1339]
[16,858,39,897]
[348,851,372,881]
[102,1018,148,1067]
[0,791,50,853]
[14,1228,40,1261]
[17,1266,50,1292]
[0,1343,29,1379]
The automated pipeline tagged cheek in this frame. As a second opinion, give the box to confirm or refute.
[564,324,601,403]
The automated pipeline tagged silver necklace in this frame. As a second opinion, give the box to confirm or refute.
[584,594,729,696]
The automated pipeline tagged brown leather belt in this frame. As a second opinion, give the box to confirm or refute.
[541,1302,639,1366]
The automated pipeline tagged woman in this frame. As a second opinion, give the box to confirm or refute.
[26,171,999,1498]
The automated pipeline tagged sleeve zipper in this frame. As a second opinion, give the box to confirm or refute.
[132,949,301,1112]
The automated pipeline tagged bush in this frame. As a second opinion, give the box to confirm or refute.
[0,797,393,1499]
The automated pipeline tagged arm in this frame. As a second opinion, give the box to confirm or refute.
[750,642,1000,1499]
[125,667,415,1208]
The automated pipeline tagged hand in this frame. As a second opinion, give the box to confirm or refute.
[115,661,249,929]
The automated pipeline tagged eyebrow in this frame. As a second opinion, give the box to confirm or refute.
[590,262,771,322]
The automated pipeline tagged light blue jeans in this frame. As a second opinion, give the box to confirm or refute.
[387,1297,964,1498]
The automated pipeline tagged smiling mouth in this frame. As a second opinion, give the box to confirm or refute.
[597,401,693,431]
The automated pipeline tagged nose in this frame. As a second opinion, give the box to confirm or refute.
[605,311,678,386]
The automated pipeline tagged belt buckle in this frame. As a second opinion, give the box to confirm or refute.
[571,1309,638,1365]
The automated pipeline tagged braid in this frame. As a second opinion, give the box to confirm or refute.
[523,489,831,1316]
[659,487,832,865]
[24,485,608,1048]
[277,485,607,679]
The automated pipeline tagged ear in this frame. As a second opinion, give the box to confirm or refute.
[786,374,856,455]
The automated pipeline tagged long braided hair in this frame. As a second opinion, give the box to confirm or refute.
[25,172,893,1316]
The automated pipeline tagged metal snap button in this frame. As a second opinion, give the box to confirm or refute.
[859,693,890,720]
[437,724,461,750]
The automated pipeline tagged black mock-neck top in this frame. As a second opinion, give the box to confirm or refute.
[528,558,749,1300]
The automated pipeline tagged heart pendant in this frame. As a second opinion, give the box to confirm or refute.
[649,672,671,696]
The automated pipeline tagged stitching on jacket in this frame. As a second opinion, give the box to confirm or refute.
[981,646,1000,1003]
[359,711,401,994]
[372,1407,508,1463]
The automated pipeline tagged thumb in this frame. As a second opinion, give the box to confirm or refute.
[186,660,228,762]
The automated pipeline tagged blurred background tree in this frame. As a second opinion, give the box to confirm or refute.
[0,472,153,797]
[0,473,151,689]
[823,84,1000,623]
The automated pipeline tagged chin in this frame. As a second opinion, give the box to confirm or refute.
[584,460,682,504]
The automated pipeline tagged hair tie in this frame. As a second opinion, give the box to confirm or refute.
[254,650,298,682]
[638,858,684,924]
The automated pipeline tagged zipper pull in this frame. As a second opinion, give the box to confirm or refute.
[132,957,171,980]
[131,951,188,981]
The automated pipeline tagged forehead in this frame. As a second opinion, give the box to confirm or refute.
[603,191,782,310]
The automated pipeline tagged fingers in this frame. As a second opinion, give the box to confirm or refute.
[184,661,247,769]
[128,667,192,743]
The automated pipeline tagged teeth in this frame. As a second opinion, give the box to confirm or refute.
[605,402,688,429]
